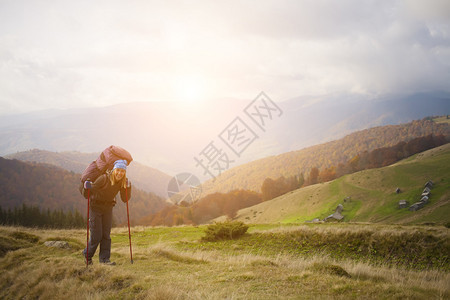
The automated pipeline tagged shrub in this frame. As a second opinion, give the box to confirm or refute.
[309,262,351,278]
[202,220,249,241]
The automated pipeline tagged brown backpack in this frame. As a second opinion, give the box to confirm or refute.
[80,145,133,196]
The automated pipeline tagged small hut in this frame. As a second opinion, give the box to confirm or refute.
[424,180,433,189]
[324,204,344,221]
[409,202,424,211]
[398,200,409,209]
[420,196,429,204]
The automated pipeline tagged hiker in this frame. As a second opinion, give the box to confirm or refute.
[81,159,132,265]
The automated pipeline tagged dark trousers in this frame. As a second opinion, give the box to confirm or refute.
[83,205,113,262]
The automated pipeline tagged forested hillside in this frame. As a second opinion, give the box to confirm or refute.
[0,158,168,224]
[200,118,450,195]
[228,143,450,225]
[6,149,173,198]
[140,134,447,226]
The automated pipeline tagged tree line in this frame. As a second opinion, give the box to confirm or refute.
[0,203,85,228]
[138,189,262,226]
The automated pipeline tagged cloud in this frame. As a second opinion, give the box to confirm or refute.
[0,0,449,115]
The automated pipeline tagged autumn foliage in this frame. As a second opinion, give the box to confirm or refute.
[139,190,262,226]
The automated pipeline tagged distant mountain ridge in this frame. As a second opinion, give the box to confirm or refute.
[5,149,172,198]
[0,92,449,179]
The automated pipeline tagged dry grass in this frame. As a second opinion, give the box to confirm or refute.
[0,225,448,299]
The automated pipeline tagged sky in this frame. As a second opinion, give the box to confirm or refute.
[0,0,449,115]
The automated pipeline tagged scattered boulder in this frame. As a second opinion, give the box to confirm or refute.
[306,218,321,223]
[44,241,70,249]
[395,187,401,194]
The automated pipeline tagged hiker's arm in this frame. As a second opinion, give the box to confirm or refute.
[120,179,131,202]
[91,175,108,191]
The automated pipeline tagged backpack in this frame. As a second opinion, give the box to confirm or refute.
[80,145,133,196]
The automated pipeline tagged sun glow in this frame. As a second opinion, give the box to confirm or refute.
[174,75,208,103]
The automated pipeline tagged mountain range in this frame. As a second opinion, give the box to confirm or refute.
[1,92,449,182]
[1,118,448,225]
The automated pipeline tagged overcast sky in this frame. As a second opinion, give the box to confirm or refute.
[0,0,449,115]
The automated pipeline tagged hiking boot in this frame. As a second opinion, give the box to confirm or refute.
[82,251,93,265]
[100,260,116,266]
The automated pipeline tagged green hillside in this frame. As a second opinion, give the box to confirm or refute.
[200,118,450,197]
[226,143,450,225]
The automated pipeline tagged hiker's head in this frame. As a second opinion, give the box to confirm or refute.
[113,159,127,171]
[111,160,127,186]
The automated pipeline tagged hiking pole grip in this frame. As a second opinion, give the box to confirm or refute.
[86,189,90,268]
[126,187,133,264]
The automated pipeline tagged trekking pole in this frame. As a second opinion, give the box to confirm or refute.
[86,189,90,268]
[126,186,133,264]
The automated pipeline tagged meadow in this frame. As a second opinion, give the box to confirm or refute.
[0,223,448,299]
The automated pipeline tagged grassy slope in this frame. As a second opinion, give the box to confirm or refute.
[227,143,450,225]
[0,225,448,299]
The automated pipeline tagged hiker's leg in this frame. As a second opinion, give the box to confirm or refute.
[99,206,113,262]
[83,207,102,260]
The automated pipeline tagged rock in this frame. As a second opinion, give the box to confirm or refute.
[306,218,321,223]
[44,241,70,249]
